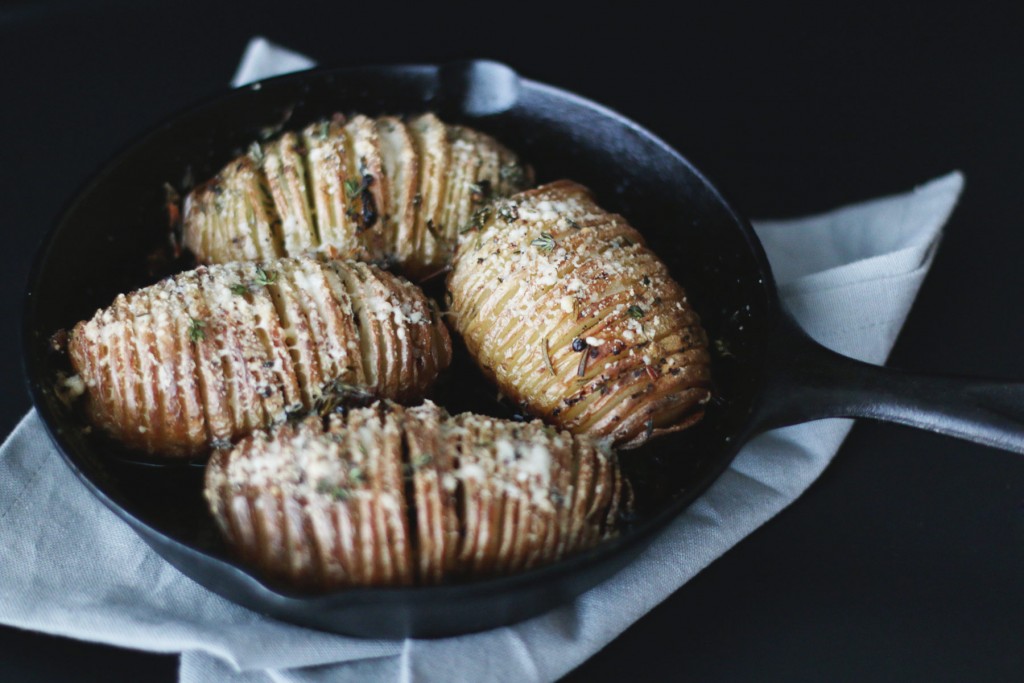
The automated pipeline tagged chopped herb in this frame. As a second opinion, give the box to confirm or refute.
[349,466,365,484]
[247,141,264,164]
[576,350,589,377]
[317,120,330,140]
[460,206,491,234]
[644,418,655,441]
[565,216,580,229]
[499,163,525,187]
[254,266,278,286]
[230,283,250,295]
[531,232,556,253]
[541,338,556,376]
[642,276,651,286]
[414,453,433,469]
[316,480,350,501]
[498,202,519,223]
[188,318,206,342]
[627,305,645,319]
[313,379,376,415]
[344,178,363,200]
[469,179,492,203]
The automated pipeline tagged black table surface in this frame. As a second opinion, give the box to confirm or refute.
[2,1,1023,681]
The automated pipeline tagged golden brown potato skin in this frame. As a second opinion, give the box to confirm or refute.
[66,257,451,457]
[447,180,711,448]
[204,401,624,589]
[182,113,532,280]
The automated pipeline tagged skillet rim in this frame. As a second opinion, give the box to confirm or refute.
[20,60,781,622]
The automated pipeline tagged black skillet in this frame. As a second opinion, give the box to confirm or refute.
[21,60,1024,639]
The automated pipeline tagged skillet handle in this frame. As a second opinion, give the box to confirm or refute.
[752,313,1024,454]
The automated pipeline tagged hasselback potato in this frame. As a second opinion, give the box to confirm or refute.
[447,180,712,448]
[183,113,532,279]
[65,256,451,457]
[204,400,625,589]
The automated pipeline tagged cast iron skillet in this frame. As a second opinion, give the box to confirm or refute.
[22,61,1024,639]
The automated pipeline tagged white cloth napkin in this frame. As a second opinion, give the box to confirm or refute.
[0,37,964,683]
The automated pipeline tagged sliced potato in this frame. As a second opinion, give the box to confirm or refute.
[65,257,452,457]
[204,400,624,589]
[183,113,532,279]
[447,180,712,448]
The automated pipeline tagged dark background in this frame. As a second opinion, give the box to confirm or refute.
[2,1,1024,681]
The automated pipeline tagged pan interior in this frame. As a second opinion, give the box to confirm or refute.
[23,62,775,631]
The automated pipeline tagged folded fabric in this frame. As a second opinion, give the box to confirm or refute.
[0,37,963,683]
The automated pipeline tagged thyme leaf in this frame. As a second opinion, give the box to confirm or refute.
[247,141,264,164]
[498,202,519,223]
[531,232,556,253]
[316,480,350,501]
[188,318,206,342]
[254,266,278,286]
[627,305,645,319]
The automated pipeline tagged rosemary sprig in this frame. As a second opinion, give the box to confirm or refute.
[541,338,556,376]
